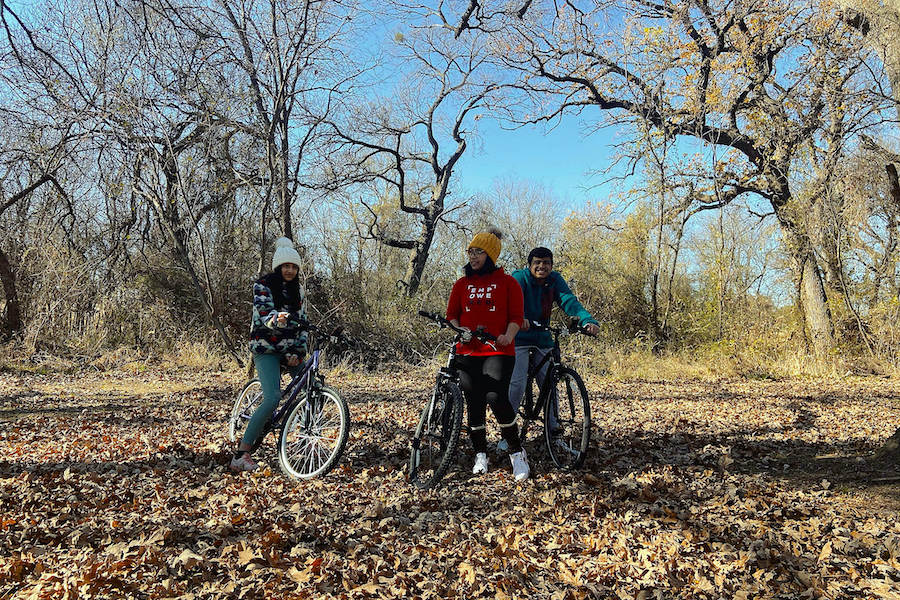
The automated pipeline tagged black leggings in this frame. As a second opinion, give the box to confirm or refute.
[455,354,522,454]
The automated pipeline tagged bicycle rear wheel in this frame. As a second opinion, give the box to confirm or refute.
[229,379,263,447]
[408,380,463,490]
[517,376,542,445]
[544,367,590,470]
[278,386,349,480]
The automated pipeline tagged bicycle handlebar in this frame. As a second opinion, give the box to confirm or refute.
[529,319,598,338]
[295,320,354,347]
[294,319,317,332]
[417,310,497,342]
[328,326,351,345]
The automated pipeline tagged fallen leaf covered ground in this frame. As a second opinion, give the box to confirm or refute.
[1,368,898,599]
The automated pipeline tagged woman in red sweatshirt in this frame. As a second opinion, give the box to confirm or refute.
[446,228,530,481]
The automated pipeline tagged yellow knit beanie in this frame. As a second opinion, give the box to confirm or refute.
[468,229,502,264]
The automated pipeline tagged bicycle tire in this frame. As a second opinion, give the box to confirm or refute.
[518,373,545,445]
[278,386,349,480]
[229,379,264,448]
[408,379,464,490]
[544,367,590,470]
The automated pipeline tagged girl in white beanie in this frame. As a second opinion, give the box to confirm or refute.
[231,237,308,471]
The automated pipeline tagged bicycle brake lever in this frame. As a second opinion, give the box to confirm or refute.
[529,320,549,332]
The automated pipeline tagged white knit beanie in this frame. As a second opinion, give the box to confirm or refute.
[272,237,302,271]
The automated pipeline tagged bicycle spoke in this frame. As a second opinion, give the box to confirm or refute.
[229,380,264,445]
[545,369,590,470]
[278,387,349,480]
[305,441,317,474]
[408,382,463,490]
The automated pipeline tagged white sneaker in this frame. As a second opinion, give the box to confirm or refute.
[510,450,530,481]
[229,453,259,472]
[496,439,509,452]
[472,452,489,475]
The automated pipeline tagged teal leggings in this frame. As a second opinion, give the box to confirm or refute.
[242,354,300,447]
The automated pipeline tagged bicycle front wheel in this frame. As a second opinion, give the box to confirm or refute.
[544,367,590,470]
[229,379,263,446]
[278,386,349,480]
[408,380,463,490]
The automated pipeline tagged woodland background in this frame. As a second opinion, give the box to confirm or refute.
[1,0,899,384]
[2,2,900,598]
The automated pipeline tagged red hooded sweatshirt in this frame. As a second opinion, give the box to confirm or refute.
[446,267,524,357]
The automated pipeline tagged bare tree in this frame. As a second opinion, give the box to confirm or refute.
[1,0,368,357]
[497,0,895,355]
[198,0,363,243]
[0,0,96,339]
[327,7,505,295]
[470,177,565,269]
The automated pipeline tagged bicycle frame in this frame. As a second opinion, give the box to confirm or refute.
[419,310,497,381]
[414,352,460,455]
[409,310,497,489]
[521,329,564,421]
[268,349,321,429]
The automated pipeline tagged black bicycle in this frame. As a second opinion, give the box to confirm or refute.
[408,310,497,490]
[228,323,350,480]
[517,320,592,470]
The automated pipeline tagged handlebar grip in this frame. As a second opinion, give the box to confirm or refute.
[472,327,497,341]
[295,319,316,331]
[529,320,549,332]
[418,310,434,319]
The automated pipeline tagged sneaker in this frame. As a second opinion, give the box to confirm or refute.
[496,439,509,452]
[472,452,489,475]
[229,453,259,472]
[510,450,530,481]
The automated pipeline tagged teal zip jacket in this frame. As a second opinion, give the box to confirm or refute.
[511,269,598,349]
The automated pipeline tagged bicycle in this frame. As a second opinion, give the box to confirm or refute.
[228,323,350,480]
[408,310,497,490]
[516,320,592,470]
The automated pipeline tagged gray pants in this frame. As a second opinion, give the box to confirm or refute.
[509,346,557,430]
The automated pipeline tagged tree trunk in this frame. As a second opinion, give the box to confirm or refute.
[280,119,293,241]
[873,427,900,463]
[776,217,834,355]
[819,237,846,298]
[145,156,245,367]
[404,208,439,297]
[769,187,835,356]
[797,245,835,356]
[881,165,900,454]
[888,163,900,214]
[0,246,22,339]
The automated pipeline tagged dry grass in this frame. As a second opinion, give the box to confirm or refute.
[579,345,900,382]
[4,336,899,385]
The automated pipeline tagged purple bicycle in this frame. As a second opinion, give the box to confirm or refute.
[228,323,349,480]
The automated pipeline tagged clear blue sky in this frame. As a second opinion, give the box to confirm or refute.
[455,114,794,305]
[456,116,625,210]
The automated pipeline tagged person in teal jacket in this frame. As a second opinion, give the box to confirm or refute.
[503,247,599,448]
